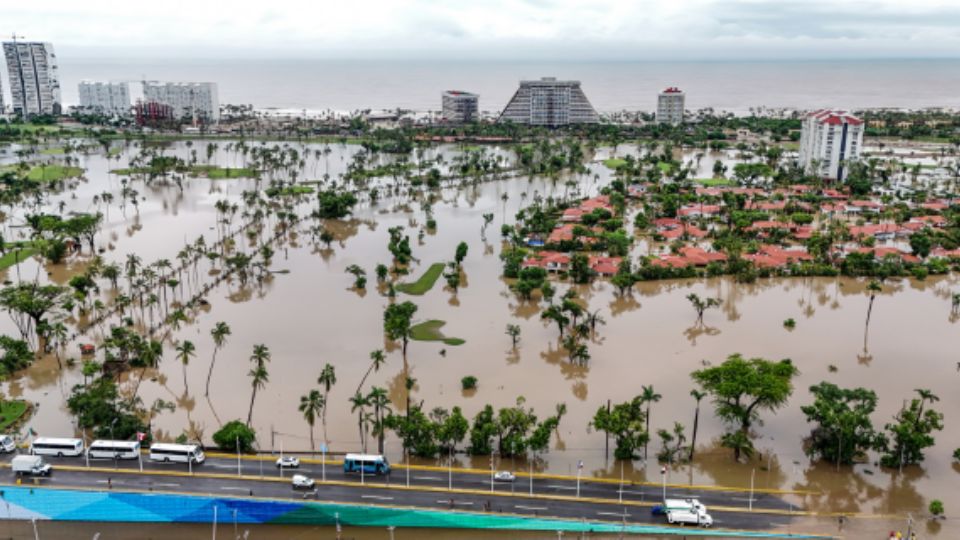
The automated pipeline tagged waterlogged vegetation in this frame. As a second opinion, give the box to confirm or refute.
[1,112,960,535]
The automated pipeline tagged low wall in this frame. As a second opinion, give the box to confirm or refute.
[0,486,826,538]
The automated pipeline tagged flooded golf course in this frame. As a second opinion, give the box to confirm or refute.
[1,139,958,538]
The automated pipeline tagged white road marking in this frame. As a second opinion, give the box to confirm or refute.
[415,476,442,481]
[545,484,577,490]
[154,483,180,488]
[617,489,647,495]
[205,463,235,469]
[436,500,473,506]
[361,495,394,501]
[220,487,250,491]
[515,505,549,511]
[598,511,630,518]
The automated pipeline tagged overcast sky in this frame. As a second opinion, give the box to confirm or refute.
[8,0,960,60]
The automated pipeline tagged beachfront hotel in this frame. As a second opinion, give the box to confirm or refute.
[78,81,131,117]
[2,41,61,118]
[798,110,864,182]
[142,81,220,123]
[441,90,479,123]
[656,87,685,125]
[498,77,599,126]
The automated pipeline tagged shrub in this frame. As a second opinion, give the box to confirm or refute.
[461,376,478,391]
[213,420,257,453]
[953,448,960,461]
[929,499,944,517]
[783,318,796,329]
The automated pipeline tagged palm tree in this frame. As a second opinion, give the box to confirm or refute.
[318,363,336,441]
[640,384,662,460]
[689,389,707,461]
[175,340,196,395]
[914,388,939,420]
[205,321,231,397]
[864,280,882,348]
[246,344,271,426]
[356,349,386,395]
[349,392,370,453]
[367,386,392,454]
[299,390,325,453]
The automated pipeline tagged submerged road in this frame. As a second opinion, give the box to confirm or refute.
[0,452,812,533]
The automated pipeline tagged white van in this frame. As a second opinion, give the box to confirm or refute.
[149,443,205,464]
[31,437,84,457]
[0,435,15,453]
[12,455,51,476]
[667,509,713,527]
[88,440,141,460]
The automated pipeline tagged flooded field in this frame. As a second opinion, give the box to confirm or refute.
[1,140,959,537]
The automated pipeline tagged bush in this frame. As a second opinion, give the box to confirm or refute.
[783,318,796,329]
[953,448,960,461]
[213,420,257,453]
[461,376,478,390]
[929,499,944,517]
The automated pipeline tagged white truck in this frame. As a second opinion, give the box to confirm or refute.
[667,508,713,527]
[12,455,52,476]
[664,498,707,514]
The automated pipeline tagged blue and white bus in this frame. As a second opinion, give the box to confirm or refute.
[343,453,390,475]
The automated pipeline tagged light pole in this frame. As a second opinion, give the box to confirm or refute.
[618,460,624,504]
[447,446,453,492]
[490,451,496,493]
[320,444,327,482]
[576,460,583,498]
[236,436,241,477]
[749,468,756,512]
[660,466,667,502]
[529,453,534,497]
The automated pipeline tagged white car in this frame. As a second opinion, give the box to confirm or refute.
[493,471,516,482]
[291,474,315,489]
[276,456,300,468]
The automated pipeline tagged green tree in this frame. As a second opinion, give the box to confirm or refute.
[800,382,884,466]
[367,386,392,454]
[689,389,707,461]
[591,396,648,460]
[0,283,68,344]
[505,324,521,347]
[350,391,371,453]
[213,420,256,452]
[686,293,721,325]
[67,377,147,439]
[692,354,799,460]
[299,390,325,452]
[205,321,231,397]
[454,241,469,267]
[0,336,33,377]
[384,301,418,360]
[569,253,594,284]
[175,340,196,395]
[246,344,271,426]
[880,389,944,468]
[318,363,337,442]
[468,404,498,455]
[640,385,662,460]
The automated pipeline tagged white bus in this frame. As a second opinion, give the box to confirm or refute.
[149,443,205,464]
[30,437,84,457]
[87,440,141,460]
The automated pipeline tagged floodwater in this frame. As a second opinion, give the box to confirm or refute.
[1,140,959,537]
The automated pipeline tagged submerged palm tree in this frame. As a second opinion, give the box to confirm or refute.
[318,363,337,442]
[864,280,882,349]
[356,349,386,395]
[205,321,231,397]
[299,390,325,453]
[176,340,196,395]
[640,384,662,460]
[689,389,707,461]
[349,392,371,453]
[246,344,271,426]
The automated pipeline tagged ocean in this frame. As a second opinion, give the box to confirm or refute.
[56,57,960,114]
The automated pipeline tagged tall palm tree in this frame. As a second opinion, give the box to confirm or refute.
[247,344,271,426]
[689,389,707,461]
[640,384,662,460]
[914,388,939,420]
[356,349,386,395]
[299,390,325,453]
[349,392,370,453]
[366,386,392,454]
[175,340,196,395]
[864,280,882,349]
[205,321,231,397]
[318,363,336,442]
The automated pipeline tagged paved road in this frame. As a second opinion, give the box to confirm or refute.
[0,452,802,532]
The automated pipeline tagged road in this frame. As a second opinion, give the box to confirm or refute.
[0,452,807,532]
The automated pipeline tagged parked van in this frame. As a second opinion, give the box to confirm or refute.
[30,437,84,458]
[0,435,15,453]
[12,455,51,476]
[667,509,712,527]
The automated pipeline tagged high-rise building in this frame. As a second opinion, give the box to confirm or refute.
[441,90,479,123]
[656,87,685,125]
[498,77,598,126]
[3,41,61,118]
[798,110,864,182]
[142,81,220,123]
[78,81,131,116]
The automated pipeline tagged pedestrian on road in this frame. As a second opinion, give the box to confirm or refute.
[107,477,111,489]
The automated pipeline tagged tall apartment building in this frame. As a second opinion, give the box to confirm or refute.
[656,87,685,125]
[78,81,131,116]
[142,81,220,123]
[3,41,61,118]
[441,90,479,123]
[498,77,599,126]
[798,110,864,182]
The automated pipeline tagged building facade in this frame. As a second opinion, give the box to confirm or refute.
[78,81,131,116]
[441,90,479,123]
[134,101,175,127]
[798,110,864,182]
[656,87,684,125]
[142,81,219,123]
[498,77,598,126]
[3,41,61,118]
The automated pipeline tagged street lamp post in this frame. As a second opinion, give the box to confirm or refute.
[576,460,583,498]
[447,446,453,492]
[749,468,756,512]
[618,460,624,504]
[660,466,667,502]
[236,436,241,477]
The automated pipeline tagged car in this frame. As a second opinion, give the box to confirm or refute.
[493,471,516,482]
[276,456,300,468]
[291,474,315,489]
[651,504,667,516]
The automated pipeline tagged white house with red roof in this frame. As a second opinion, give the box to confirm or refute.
[798,110,864,182]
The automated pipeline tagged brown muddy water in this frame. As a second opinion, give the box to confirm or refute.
[0,141,959,537]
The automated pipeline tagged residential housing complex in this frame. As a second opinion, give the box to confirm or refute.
[656,87,685,125]
[798,109,864,182]
[3,41,61,118]
[78,81,131,116]
[441,90,479,123]
[498,77,599,126]
[143,81,220,123]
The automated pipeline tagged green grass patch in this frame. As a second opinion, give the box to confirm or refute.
[265,185,315,197]
[0,400,29,432]
[694,177,733,186]
[0,246,38,271]
[396,262,445,295]
[410,320,465,346]
[603,158,628,170]
[199,166,259,179]
[39,147,65,155]
[25,165,84,182]
[657,162,674,174]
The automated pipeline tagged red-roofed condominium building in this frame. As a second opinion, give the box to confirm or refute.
[798,110,864,182]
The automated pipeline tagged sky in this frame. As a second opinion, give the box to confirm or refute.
[7,0,960,60]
